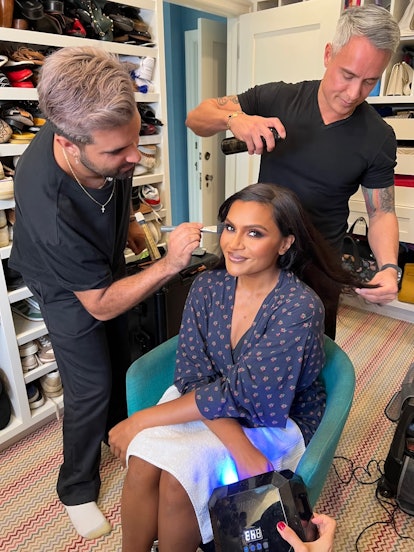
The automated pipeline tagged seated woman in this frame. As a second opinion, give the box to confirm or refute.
[109,183,368,552]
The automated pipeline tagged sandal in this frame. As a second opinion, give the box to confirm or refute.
[3,106,34,129]
[11,47,45,65]
[0,120,13,144]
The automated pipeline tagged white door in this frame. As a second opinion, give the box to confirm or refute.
[227,0,343,196]
[186,18,227,254]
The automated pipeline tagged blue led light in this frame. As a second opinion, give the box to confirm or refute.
[217,458,238,486]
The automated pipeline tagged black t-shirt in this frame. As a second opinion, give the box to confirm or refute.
[10,123,131,292]
[238,80,396,249]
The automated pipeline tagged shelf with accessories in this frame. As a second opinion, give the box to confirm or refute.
[0,0,170,450]
[344,1,414,322]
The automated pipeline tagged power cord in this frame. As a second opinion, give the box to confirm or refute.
[332,456,414,551]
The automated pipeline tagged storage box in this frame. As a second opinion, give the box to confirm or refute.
[127,253,218,362]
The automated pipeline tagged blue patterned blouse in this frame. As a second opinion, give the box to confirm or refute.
[174,269,326,445]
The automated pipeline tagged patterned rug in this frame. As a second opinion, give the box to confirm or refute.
[317,304,414,551]
[0,304,413,551]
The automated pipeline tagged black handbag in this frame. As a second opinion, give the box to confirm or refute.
[342,217,378,282]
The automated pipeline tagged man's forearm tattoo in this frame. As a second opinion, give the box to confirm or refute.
[363,186,395,217]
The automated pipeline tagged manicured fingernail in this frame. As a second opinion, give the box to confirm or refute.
[277,521,286,531]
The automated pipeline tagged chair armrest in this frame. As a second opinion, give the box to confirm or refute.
[126,335,179,415]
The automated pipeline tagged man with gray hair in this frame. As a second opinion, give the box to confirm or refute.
[10,46,202,539]
[186,4,401,339]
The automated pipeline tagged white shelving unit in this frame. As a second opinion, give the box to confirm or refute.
[0,0,170,450]
[347,0,414,322]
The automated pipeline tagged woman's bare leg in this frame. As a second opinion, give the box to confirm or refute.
[122,456,161,552]
[157,470,202,552]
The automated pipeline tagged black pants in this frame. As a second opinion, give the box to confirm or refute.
[26,279,129,505]
[324,288,340,340]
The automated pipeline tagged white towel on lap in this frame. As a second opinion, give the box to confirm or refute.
[127,385,306,544]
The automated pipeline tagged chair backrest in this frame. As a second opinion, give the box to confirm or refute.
[126,334,355,506]
[295,335,355,505]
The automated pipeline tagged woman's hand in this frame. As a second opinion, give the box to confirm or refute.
[233,442,274,480]
[108,413,144,467]
[276,513,336,552]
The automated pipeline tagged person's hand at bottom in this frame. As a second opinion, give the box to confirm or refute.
[276,513,336,552]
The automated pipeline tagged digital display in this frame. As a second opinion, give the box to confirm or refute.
[243,527,263,542]
[209,470,316,552]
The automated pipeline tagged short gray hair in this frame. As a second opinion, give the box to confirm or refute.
[332,5,400,55]
[37,46,138,144]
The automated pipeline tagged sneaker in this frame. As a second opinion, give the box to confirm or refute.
[21,354,38,372]
[139,184,162,211]
[40,370,62,398]
[137,144,156,170]
[25,296,40,310]
[35,334,55,363]
[11,299,44,321]
[136,57,155,82]
[26,382,45,410]
[19,340,38,357]
[0,72,11,87]
[133,164,148,176]
[0,176,13,200]
[0,224,9,247]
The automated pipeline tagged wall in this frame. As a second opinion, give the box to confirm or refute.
[163,2,225,223]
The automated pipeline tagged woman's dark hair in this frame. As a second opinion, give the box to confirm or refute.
[217,183,374,315]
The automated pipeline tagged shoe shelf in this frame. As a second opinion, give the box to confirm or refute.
[30,393,64,424]
[6,285,31,304]
[0,143,27,157]
[0,393,63,451]
[0,86,159,104]
[12,313,47,346]
[0,25,159,57]
[0,0,170,449]
[133,172,164,187]
[24,360,58,385]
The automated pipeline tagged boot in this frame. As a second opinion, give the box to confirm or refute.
[0,0,14,27]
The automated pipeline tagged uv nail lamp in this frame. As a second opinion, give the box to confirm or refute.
[208,470,317,552]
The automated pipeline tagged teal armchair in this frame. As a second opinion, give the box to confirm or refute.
[126,334,355,506]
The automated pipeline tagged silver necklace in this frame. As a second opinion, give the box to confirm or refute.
[61,146,115,213]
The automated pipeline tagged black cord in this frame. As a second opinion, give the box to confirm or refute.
[332,456,414,551]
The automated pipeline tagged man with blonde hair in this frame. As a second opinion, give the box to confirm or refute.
[10,46,202,539]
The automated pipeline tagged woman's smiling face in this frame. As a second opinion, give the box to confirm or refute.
[220,200,294,279]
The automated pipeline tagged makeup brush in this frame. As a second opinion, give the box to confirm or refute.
[160,224,225,234]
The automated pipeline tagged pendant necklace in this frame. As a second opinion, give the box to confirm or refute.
[61,146,115,213]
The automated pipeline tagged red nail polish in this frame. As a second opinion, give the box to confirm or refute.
[277,521,286,531]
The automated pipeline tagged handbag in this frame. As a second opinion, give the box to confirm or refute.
[386,61,413,96]
[342,217,378,282]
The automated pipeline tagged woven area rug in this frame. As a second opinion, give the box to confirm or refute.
[0,304,413,551]
[317,304,414,551]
